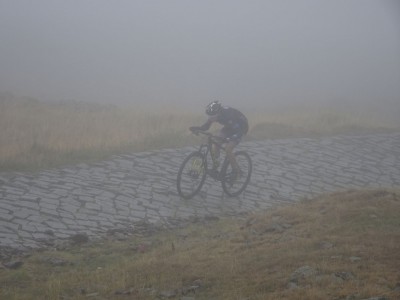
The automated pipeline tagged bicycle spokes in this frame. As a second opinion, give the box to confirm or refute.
[221,151,252,197]
[177,152,207,199]
[188,158,204,178]
[225,169,241,185]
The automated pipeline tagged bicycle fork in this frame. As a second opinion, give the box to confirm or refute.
[189,157,204,178]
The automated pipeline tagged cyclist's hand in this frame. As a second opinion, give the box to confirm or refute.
[189,126,201,135]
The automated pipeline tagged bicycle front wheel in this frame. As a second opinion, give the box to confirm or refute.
[221,151,252,197]
[177,151,207,199]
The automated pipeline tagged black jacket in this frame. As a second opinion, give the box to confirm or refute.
[199,107,248,134]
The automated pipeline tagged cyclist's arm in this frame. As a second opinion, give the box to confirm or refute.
[198,115,217,131]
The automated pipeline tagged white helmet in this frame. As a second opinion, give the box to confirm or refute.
[206,101,222,116]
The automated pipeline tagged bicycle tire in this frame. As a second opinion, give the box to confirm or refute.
[221,151,252,197]
[177,151,207,199]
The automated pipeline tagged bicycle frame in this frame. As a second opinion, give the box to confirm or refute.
[196,132,227,171]
[177,130,252,199]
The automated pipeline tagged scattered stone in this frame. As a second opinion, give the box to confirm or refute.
[54,239,71,251]
[114,287,136,295]
[192,279,204,287]
[159,289,177,298]
[143,288,157,296]
[319,241,334,249]
[0,246,25,261]
[349,256,362,262]
[268,223,286,233]
[69,233,89,245]
[85,292,99,297]
[394,283,400,292]
[3,260,23,269]
[287,282,298,290]
[333,271,355,281]
[361,297,388,300]
[114,232,128,241]
[182,285,200,295]
[289,265,317,283]
[40,256,71,267]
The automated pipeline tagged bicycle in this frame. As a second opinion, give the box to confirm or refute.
[177,131,252,199]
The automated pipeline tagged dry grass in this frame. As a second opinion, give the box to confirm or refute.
[1,189,399,299]
[249,106,399,140]
[0,97,201,170]
[1,95,398,171]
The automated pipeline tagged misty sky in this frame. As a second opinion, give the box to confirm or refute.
[0,0,399,111]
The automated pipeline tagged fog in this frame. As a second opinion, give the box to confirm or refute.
[0,0,399,114]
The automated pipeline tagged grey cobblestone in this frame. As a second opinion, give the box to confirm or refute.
[1,132,399,250]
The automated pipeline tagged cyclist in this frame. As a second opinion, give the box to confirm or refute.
[190,101,249,180]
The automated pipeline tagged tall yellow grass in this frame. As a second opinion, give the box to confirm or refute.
[0,98,201,170]
[0,96,398,171]
[249,105,399,139]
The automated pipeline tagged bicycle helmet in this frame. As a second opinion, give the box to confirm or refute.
[206,101,222,116]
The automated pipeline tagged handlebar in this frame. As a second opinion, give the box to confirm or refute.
[191,130,227,144]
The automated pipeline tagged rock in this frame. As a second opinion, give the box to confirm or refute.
[115,233,128,241]
[287,282,298,290]
[85,292,99,297]
[143,288,157,296]
[114,287,136,295]
[159,290,177,298]
[319,241,334,249]
[54,239,71,251]
[289,265,317,283]
[349,256,362,262]
[3,260,23,269]
[69,233,89,245]
[361,297,388,300]
[333,272,355,281]
[265,223,285,233]
[40,256,71,267]
[329,273,345,284]
[182,285,200,295]
[192,279,204,287]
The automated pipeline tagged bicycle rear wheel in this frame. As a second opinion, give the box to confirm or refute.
[221,151,252,197]
[177,151,207,199]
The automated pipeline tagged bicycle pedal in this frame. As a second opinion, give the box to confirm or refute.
[207,169,220,180]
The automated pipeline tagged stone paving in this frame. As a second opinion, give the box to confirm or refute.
[0,133,399,250]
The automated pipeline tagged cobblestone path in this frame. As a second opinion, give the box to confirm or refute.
[1,133,399,250]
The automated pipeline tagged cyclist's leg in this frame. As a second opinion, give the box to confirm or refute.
[211,127,230,168]
[225,139,240,168]
[225,129,245,180]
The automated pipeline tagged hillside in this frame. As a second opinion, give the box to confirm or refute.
[1,189,399,299]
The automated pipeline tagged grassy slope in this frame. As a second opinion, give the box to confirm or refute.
[1,96,399,171]
[0,98,202,171]
[1,189,399,299]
